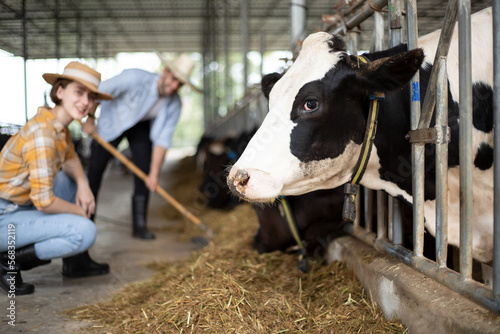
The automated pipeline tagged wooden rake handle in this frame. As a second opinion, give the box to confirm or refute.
[91,132,215,237]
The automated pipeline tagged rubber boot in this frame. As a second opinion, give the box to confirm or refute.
[62,250,109,278]
[132,194,155,239]
[0,245,50,295]
[14,244,51,270]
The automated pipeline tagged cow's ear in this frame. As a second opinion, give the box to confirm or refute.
[358,48,425,92]
[261,73,282,99]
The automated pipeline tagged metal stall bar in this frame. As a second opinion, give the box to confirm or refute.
[410,0,458,258]
[331,0,388,36]
[291,0,307,57]
[388,0,404,246]
[22,0,28,122]
[406,0,425,258]
[418,0,458,130]
[494,0,500,297]
[458,0,473,281]
[224,0,233,108]
[241,0,249,95]
[369,237,500,313]
[435,57,449,268]
[373,10,386,239]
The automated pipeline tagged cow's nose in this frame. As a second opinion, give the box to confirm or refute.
[234,169,249,186]
[227,168,250,197]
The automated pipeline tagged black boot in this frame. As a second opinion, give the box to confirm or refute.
[0,245,50,295]
[62,250,109,278]
[0,258,33,295]
[14,244,51,270]
[132,194,155,239]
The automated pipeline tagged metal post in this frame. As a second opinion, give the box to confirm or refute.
[406,0,424,257]
[419,0,458,129]
[224,0,232,108]
[291,0,307,57]
[202,0,211,131]
[458,0,473,282]
[371,11,385,52]
[364,188,374,232]
[76,16,82,58]
[389,0,403,245]
[22,0,28,122]
[435,57,449,268]
[388,0,402,47]
[241,0,249,95]
[493,0,500,297]
[348,31,358,56]
[332,0,389,36]
[55,0,60,59]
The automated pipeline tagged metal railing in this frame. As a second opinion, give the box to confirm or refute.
[330,0,499,314]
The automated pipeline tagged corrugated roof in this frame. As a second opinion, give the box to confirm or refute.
[0,0,491,59]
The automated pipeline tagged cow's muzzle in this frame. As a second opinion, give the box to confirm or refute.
[227,168,250,198]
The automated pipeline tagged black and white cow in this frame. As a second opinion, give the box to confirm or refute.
[228,7,494,264]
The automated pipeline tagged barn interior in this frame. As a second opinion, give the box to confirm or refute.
[0,0,499,332]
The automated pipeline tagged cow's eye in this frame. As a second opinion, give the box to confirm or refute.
[303,100,318,113]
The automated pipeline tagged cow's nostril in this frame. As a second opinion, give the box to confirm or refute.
[235,169,249,186]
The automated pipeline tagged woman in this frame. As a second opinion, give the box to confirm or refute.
[0,62,113,295]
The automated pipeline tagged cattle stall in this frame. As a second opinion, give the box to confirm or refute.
[320,0,499,314]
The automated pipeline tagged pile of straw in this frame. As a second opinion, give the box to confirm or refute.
[67,156,406,333]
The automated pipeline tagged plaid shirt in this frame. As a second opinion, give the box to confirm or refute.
[0,107,77,208]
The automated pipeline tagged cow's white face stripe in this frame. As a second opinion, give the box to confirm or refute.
[270,32,344,123]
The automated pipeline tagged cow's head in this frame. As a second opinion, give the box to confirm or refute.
[228,32,424,202]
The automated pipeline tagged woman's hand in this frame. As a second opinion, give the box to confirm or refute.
[82,116,96,135]
[75,182,95,218]
[82,102,99,135]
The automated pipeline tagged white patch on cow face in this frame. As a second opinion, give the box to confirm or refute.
[228,32,348,201]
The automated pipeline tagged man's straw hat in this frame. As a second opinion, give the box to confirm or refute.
[42,62,113,100]
[155,51,202,93]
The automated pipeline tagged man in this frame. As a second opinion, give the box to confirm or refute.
[84,53,201,247]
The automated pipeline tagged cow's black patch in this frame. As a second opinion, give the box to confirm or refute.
[472,83,493,133]
[328,36,346,52]
[289,63,367,163]
[474,143,494,170]
[262,73,283,99]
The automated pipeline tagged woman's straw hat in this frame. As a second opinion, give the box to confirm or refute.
[42,62,113,100]
[155,51,202,93]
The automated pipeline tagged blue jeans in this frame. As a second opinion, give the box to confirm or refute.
[0,171,96,260]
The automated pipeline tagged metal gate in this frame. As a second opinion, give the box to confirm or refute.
[322,0,499,314]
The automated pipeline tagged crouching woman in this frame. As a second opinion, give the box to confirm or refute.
[0,62,113,295]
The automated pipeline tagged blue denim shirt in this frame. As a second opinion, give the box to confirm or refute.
[96,69,182,149]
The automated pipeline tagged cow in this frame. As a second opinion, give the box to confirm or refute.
[196,130,347,261]
[253,188,346,257]
[197,129,257,209]
[227,7,494,265]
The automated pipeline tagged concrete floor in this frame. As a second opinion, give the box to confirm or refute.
[1,149,198,333]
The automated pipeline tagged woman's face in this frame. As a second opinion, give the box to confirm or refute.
[56,81,96,121]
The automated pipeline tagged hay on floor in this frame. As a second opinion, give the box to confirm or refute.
[66,156,406,333]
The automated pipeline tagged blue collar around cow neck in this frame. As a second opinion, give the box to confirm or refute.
[342,55,385,223]
[278,196,308,273]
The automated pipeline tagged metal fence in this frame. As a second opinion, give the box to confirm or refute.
[332,0,500,314]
